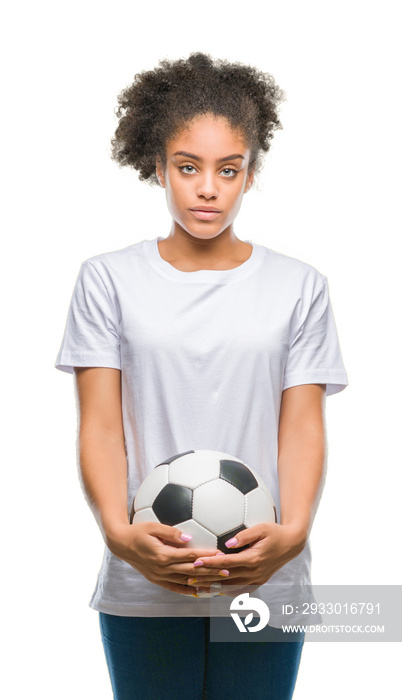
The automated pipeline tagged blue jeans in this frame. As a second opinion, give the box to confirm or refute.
[99,614,305,700]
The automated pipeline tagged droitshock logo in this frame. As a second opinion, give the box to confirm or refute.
[230,593,270,632]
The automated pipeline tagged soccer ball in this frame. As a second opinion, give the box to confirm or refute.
[130,449,277,554]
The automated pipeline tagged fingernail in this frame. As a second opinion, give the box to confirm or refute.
[219,569,230,577]
[194,560,204,567]
[225,537,238,548]
[180,533,192,542]
[188,578,197,585]
[215,551,225,556]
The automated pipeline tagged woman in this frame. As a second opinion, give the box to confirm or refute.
[55,52,348,699]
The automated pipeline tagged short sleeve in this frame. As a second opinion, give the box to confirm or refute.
[282,277,348,396]
[54,260,121,375]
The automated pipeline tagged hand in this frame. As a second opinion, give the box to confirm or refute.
[184,522,308,596]
[105,521,225,596]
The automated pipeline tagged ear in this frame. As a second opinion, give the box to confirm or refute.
[155,156,165,188]
[244,166,255,193]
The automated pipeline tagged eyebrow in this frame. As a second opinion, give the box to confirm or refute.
[172,151,245,163]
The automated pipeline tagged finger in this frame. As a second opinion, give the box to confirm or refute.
[189,552,251,570]
[186,567,260,585]
[149,569,213,592]
[149,523,194,545]
[161,562,228,580]
[169,551,224,572]
[159,548,225,569]
[186,569,231,584]
[155,524,228,560]
[198,524,270,560]
[157,580,202,596]
[153,565,230,589]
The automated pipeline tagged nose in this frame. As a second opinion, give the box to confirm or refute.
[196,171,219,199]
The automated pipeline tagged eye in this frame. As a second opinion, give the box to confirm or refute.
[179,164,197,174]
[221,168,238,177]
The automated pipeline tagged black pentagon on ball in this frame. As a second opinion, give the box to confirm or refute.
[154,450,195,469]
[217,525,249,554]
[219,459,258,494]
[152,483,193,526]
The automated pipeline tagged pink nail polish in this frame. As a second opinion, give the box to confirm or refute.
[225,537,238,548]
[219,569,230,577]
[194,560,204,567]
[180,533,192,542]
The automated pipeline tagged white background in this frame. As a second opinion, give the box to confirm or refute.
[2,0,401,697]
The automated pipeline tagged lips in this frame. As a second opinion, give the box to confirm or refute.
[190,207,222,212]
[189,207,222,221]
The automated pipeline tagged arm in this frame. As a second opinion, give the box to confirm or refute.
[185,383,327,589]
[74,366,129,545]
[277,382,327,548]
[74,367,222,594]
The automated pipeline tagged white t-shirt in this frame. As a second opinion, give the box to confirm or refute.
[55,236,348,625]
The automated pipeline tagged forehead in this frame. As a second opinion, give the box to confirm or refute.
[166,114,248,155]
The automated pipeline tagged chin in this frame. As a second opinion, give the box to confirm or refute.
[183,222,228,239]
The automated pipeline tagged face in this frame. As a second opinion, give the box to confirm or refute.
[156,113,254,241]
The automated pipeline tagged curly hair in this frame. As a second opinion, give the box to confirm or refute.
[110,52,285,187]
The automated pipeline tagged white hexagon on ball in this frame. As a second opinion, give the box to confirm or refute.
[174,519,217,549]
[169,451,220,489]
[244,489,276,527]
[193,479,245,535]
[132,507,159,523]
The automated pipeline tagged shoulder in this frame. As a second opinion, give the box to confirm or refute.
[260,244,326,282]
[79,239,150,283]
[258,244,327,296]
[84,239,146,268]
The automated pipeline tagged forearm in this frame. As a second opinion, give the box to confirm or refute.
[277,419,326,543]
[77,429,129,545]
[276,384,327,550]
